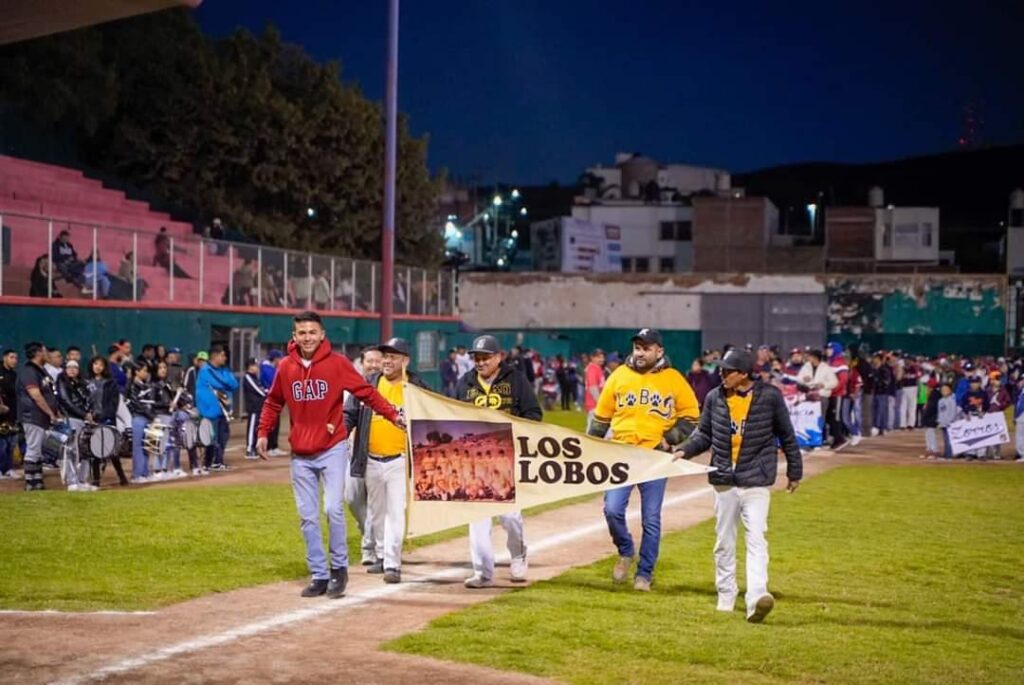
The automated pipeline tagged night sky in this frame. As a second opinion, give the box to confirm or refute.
[196,0,1024,184]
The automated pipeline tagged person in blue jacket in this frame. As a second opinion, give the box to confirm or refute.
[196,344,239,471]
[259,349,285,456]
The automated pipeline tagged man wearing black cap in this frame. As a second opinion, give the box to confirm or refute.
[675,349,802,623]
[16,342,60,490]
[344,338,427,584]
[588,328,700,591]
[455,334,542,588]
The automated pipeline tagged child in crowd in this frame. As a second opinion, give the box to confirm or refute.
[920,383,940,459]
[935,383,959,459]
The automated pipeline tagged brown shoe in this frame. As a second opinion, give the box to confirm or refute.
[612,556,633,583]
[633,576,651,592]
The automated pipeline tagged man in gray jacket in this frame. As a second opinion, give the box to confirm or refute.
[675,349,802,623]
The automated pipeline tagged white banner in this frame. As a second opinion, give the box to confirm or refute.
[787,399,823,449]
[947,412,1010,455]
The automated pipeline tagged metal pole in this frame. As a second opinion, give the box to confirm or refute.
[379,0,400,340]
[92,227,97,301]
[330,257,336,311]
[450,268,456,315]
[169,236,175,302]
[199,240,205,305]
[283,255,289,309]
[228,246,234,306]
[351,260,357,310]
[0,213,4,297]
[421,269,427,314]
[132,231,138,302]
[436,270,442,316]
[406,266,412,314]
[257,248,263,308]
[370,262,377,313]
[47,220,53,298]
[308,253,313,310]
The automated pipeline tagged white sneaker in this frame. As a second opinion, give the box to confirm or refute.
[510,555,528,583]
[172,468,187,479]
[0,471,13,480]
[717,595,737,612]
[269,449,286,457]
[870,428,879,437]
[850,435,862,447]
[746,593,775,623]
[130,476,150,484]
[464,574,494,589]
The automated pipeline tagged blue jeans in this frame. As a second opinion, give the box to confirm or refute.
[842,396,862,436]
[603,478,668,581]
[0,432,18,473]
[291,442,349,579]
[872,395,891,432]
[131,415,150,478]
[203,416,229,467]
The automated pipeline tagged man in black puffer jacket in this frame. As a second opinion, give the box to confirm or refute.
[675,349,801,624]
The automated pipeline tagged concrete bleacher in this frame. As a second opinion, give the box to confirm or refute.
[0,155,233,304]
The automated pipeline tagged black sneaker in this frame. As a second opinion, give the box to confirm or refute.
[327,567,348,599]
[301,579,329,597]
[383,568,401,584]
[366,560,385,574]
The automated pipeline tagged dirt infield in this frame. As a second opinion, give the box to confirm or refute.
[2,428,1020,684]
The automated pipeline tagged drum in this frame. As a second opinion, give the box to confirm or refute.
[42,423,74,463]
[80,424,120,460]
[178,418,199,450]
[198,418,217,447]
[119,427,133,459]
[143,422,171,460]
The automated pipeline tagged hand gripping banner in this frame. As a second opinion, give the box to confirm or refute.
[403,385,713,537]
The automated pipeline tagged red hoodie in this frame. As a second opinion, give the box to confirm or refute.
[258,339,400,457]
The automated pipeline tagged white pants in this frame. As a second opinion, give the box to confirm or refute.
[1016,417,1024,458]
[924,427,938,453]
[897,387,916,428]
[344,475,376,562]
[365,456,407,570]
[469,511,526,580]
[713,485,770,608]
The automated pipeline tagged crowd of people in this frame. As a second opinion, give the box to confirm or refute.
[0,339,290,491]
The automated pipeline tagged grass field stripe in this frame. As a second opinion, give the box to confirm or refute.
[0,610,157,616]
[57,482,714,685]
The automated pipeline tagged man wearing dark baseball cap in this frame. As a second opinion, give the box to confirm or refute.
[344,337,427,584]
[589,327,700,591]
[455,333,541,587]
[675,348,802,623]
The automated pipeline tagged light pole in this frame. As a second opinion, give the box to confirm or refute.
[380,0,399,340]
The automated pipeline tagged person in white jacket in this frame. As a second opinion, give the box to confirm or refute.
[798,349,839,446]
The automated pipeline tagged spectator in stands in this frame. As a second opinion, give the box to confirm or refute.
[82,252,112,298]
[153,227,192,279]
[231,260,256,306]
[292,268,311,309]
[66,347,82,364]
[312,268,331,310]
[136,344,159,376]
[118,251,147,300]
[29,255,59,298]
[51,230,85,287]
[205,217,228,256]
[454,345,473,379]
[870,354,895,437]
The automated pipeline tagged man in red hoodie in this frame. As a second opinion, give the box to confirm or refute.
[257,311,404,599]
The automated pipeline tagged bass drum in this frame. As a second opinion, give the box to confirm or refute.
[143,422,171,460]
[198,418,217,447]
[81,424,121,460]
[178,419,199,450]
[42,423,74,463]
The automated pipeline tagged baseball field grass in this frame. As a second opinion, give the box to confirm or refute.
[387,465,1024,684]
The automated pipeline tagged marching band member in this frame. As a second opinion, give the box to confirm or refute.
[196,345,238,472]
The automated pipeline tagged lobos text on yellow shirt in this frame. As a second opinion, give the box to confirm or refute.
[367,375,407,456]
[594,364,699,449]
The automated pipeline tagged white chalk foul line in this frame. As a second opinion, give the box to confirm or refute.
[56,484,714,685]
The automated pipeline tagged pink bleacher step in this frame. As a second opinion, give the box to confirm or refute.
[0,155,90,183]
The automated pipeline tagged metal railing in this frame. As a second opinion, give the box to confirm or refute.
[0,212,456,316]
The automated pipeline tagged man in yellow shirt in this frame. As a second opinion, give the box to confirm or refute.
[588,328,700,591]
[343,337,427,584]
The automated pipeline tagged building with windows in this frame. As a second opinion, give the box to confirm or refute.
[567,153,733,273]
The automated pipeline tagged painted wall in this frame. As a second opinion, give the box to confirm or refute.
[0,302,459,388]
